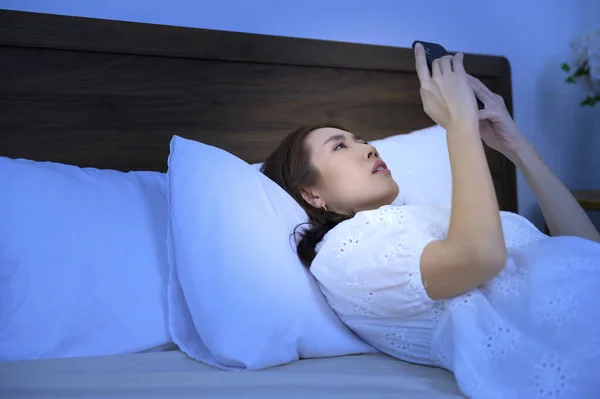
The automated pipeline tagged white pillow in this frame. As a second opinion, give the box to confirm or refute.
[167,135,375,371]
[0,157,172,361]
[370,125,451,207]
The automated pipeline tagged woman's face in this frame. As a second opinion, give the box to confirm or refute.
[301,127,400,214]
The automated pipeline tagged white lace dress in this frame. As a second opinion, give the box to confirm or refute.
[311,205,600,399]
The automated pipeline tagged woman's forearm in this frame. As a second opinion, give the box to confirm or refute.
[446,118,506,258]
[420,119,506,300]
[514,142,600,242]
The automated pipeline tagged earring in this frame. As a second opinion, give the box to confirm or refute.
[321,204,328,212]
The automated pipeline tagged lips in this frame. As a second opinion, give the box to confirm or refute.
[371,160,389,174]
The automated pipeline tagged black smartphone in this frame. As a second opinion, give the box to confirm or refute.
[412,40,484,110]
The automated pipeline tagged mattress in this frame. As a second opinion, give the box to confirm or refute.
[0,351,464,398]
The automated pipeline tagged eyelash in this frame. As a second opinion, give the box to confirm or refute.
[334,140,368,151]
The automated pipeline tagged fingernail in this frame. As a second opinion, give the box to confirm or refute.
[415,42,423,54]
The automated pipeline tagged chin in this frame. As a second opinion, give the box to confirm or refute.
[378,181,400,207]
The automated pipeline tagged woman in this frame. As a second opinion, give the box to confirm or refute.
[261,43,600,398]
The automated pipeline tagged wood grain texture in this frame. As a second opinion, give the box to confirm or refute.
[0,10,517,212]
[0,9,511,76]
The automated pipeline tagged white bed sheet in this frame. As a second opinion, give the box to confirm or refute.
[0,351,464,398]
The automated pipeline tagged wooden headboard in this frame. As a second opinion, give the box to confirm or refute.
[0,10,517,212]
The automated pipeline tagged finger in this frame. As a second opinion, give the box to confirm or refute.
[414,42,430,84]
[452,53,465,73]
[478,108,501,122]
[432,58,442,77]
[468,75,494,102]
[439,55,453,74]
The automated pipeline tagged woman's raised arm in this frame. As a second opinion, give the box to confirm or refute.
[413,44,506,300]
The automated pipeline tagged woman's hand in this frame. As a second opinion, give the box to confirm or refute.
[468,75,530,162]
[414,43,478,130]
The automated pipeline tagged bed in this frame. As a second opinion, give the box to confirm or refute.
[0,9,516,398]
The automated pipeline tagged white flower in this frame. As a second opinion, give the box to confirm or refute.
[570,28,600,68]
[570,28,600,95]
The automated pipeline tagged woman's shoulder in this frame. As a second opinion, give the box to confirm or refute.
[311,204,450,294]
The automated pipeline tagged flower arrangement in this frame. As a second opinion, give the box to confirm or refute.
[562,28,600,107]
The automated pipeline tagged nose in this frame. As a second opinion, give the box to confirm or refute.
[364,144,379,160]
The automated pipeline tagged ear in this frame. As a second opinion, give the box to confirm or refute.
[300,187,324,209]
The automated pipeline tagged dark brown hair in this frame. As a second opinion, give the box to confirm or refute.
[260,123,351,268]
